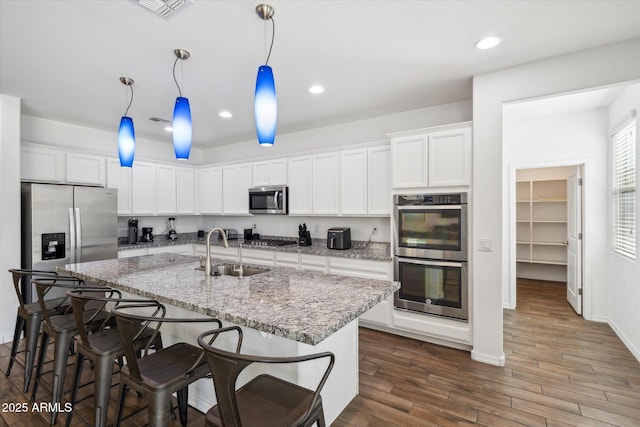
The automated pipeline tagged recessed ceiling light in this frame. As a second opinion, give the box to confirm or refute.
[219,111,233,118]
[308,85,324,94]
[474,36,501,50]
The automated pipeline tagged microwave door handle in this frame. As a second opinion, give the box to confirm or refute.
[274,191,280,209]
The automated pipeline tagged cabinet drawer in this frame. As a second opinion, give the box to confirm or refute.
[275,252,299,268]
[299,254,327,272]
[241,248,274,266]
[328,257,391,280]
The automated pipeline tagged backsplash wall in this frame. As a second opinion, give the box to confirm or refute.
[118,215,390,243]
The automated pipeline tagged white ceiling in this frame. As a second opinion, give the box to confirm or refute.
[1,0,639,149]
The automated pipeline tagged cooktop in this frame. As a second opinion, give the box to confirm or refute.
[246,239,297,247]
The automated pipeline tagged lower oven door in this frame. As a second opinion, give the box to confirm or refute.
[394,257,468,321]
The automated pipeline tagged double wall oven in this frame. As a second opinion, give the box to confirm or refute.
[393,193,468,321]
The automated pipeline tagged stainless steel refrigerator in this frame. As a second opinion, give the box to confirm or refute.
[21,183,118,287]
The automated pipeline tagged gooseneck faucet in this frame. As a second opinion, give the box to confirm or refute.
[205,228,229,276]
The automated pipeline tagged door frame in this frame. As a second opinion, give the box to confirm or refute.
[508,160,589,317]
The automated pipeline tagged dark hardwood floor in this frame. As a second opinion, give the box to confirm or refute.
[1,279,639,426]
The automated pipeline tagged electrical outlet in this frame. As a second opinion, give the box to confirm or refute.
[478,238,493,252]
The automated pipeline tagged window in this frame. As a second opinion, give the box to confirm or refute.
[612,119,636,259]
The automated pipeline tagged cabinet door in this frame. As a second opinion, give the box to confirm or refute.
[200,167,223,214]
[252,161,270,187]
[368,146,391,215]
[288,156,313,214]
[269,159,288,185]
[312,153,339,214]
[65,153,106,185]
[106,158,132,214]
[340,149,367,215]
[222,165,238,214]
[176,167,195,214]
[21,145,63,182]
[156,165,177,214]
[237,163,253,214]
[131,161,156,214]
[428,127,471,187]
[391,134,427,189]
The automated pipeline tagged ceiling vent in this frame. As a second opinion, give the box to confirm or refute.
[130,0,190,19]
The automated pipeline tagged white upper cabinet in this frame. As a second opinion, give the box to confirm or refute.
[176,167,195,214]
[312,153,339,214]
[65,153,106,186]
[367,145,391,215]
[288,156,313,214]
[106,158,132,214]
[428,127,472,187]
[156,165,177,214]
[340,149,368,215]
[390,122,471,190]
[252,159,287,187]
[21,144,63,183]
[200,166,223,214]
[391,134,428,189]
[131,161,156,214]
[222,163,252,214]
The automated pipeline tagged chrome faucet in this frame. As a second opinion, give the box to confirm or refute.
[205,228,228,276]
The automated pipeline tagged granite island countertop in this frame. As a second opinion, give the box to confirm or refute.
[58,253,399,345]
[118,232,392,261]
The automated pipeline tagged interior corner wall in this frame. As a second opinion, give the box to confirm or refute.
[607,83,640,362]
[0,95,22,343]
[503,108,610,320]
[202,100,472,163]
[472,38,640,366]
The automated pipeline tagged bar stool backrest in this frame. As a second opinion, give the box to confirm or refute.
[9,269,59,307]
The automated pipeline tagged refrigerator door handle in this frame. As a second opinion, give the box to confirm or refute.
[69,208,76,263]
[75,207,82,262]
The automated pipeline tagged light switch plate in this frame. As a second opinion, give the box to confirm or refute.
[478,238,493,252]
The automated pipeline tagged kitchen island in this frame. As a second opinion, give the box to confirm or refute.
[58,253,399,424]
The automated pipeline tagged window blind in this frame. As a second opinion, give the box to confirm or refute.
[612,119,636,259]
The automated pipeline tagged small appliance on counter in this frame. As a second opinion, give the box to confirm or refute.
[244,224,257,241]
[127,218,139,244]
[141,227,153,242]
[298,224,312,246]
[327,227,351,250]
[218,229,238,240]
[167,217,178,241]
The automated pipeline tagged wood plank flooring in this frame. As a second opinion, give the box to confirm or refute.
[1,279,639,426]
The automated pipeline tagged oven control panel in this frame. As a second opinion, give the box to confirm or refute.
[394,193,466,206]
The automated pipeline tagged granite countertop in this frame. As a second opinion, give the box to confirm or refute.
[58,253,399,345]
[119,232,392,261]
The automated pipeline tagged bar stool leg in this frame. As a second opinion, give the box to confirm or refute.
[23,314,43,393]
[64,353,85,427]
[30,331,51,402]
[114,383,128,427]
[50,331,74,425]
[6,315,25,377]
[176,387,188,427]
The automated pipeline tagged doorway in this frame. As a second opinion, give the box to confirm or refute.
[512,164,584,314]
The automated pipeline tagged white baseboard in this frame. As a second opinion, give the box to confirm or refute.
[589,314,609,323]
[471,349,506,366]
[609,319,640,364]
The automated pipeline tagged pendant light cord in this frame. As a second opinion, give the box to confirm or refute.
[124,84,134,116]
[265,16,275,65]
[173,56,183,97]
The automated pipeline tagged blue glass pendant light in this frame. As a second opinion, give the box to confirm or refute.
[255,4,277,146]
[117,77,135,167]
[172,49,192,159]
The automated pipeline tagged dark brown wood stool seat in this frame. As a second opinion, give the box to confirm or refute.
[198,326,335,427]
[205,374,324,427]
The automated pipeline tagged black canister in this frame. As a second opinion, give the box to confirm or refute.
[127,218,139,244]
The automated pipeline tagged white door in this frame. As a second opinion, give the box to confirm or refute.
[566,168,582,314]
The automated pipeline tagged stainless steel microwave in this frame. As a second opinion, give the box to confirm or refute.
[248,186,288,215]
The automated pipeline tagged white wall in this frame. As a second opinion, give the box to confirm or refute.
[472,38,640,366]
[608,83,640,362]
[0,95,23,343]
[504,108,610,321]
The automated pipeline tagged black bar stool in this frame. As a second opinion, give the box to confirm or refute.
[198,326,334,427]
[6,269,67,393]
[112,301,222,427]
[64,288,163,427]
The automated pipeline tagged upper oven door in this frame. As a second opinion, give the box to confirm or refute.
[394,204,467,260]
[249,186,288,214]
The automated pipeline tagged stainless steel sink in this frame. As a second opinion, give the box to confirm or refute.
[197,263,270,277]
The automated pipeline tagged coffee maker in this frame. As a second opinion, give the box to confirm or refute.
[141,227,153,242]
[127,218,138,244]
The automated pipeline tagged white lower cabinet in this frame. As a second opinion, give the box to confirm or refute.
[300,254,328,272]
[359,295,393,327]
[274,252,299,268]
[194,244,238,262]
[118,248,148,258]
[147,244,194,256]
[328,257,391,280]
[240,248,275,266]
